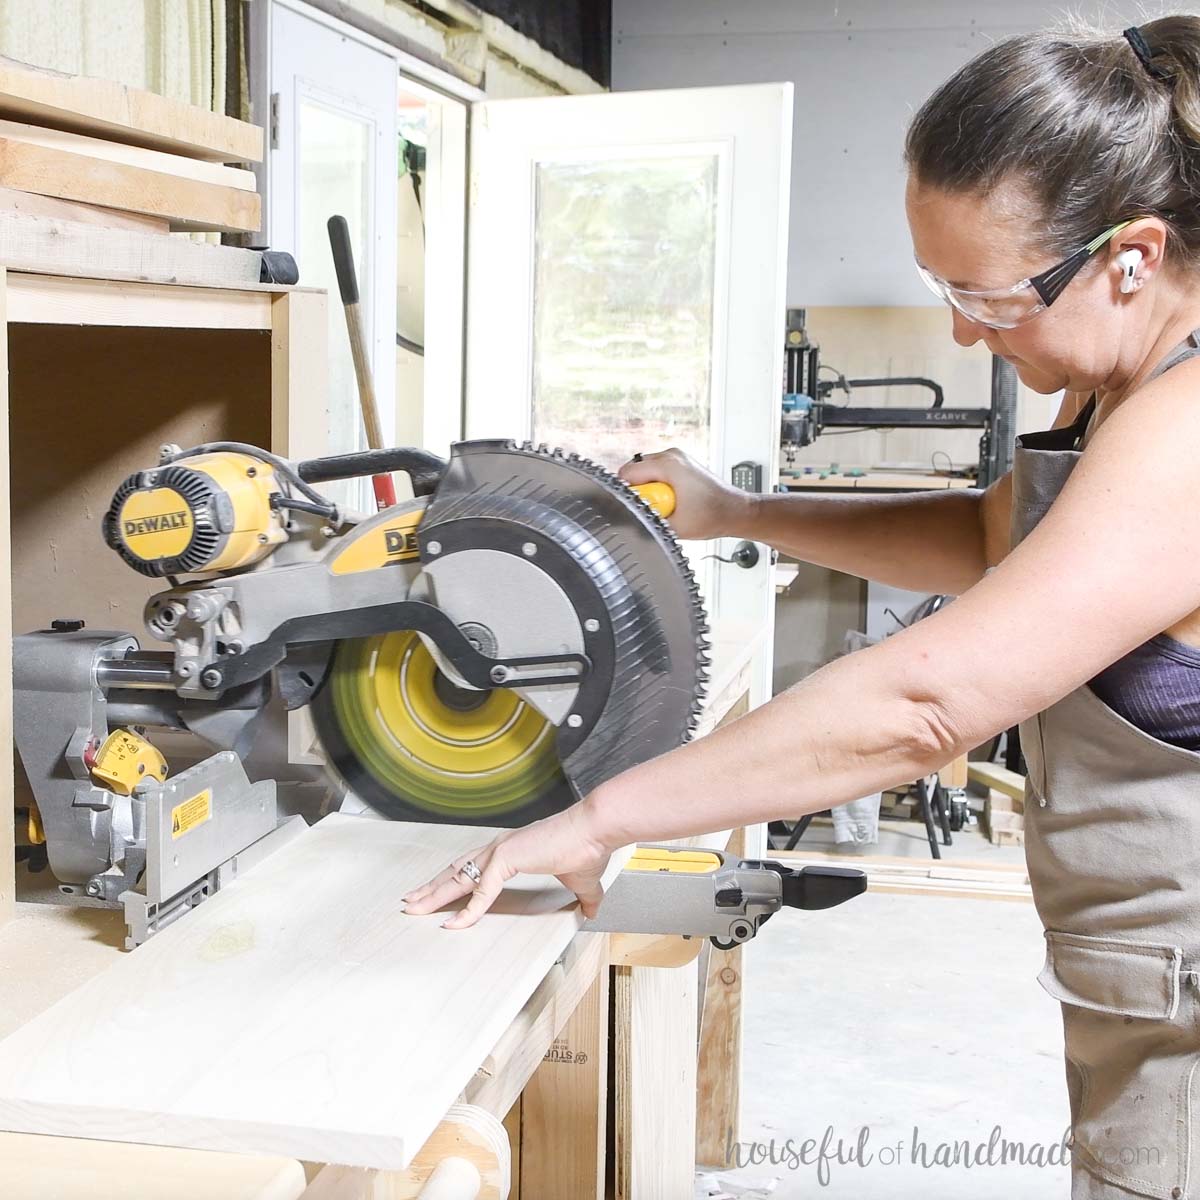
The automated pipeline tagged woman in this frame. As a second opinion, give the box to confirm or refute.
[406,17,1200,1199]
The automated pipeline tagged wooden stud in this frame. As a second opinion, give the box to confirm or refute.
[612,961,698,1200]
[0,117,256,193]
[939,754,969,791]
[0,138,260,233]
[0,57,263,163]
[271,289,332,461]
[500,1102,520,1198]
[771,850,1033,903]
[518,961,608,1200]
[695,946,744,1168]
[772,848,1029,875]
[967,761,1026,801]
[695,829,745,1168]
[270,289,332,767]
[0,185,170,233]
[0,211,261,288]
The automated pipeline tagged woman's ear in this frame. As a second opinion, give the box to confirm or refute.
[1110,218,1169,293]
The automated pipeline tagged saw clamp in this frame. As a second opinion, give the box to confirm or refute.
[585,845,866,948]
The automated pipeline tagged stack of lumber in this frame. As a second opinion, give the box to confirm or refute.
[775,849,1033,903]
[970,761,1027,847]
[0,56,265,287]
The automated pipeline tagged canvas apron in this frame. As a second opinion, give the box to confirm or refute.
[1014,334,1200,1199]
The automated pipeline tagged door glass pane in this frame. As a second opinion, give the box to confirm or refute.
[531,156,719,472]
[297,94,372,508]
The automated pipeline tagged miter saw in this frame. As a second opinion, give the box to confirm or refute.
[14,438,864,946]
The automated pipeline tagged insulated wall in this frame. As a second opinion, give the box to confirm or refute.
[613,0,1172,307]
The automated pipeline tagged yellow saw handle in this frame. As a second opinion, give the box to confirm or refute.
[631,481,676,518]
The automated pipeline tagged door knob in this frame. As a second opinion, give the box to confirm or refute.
[731,541,759,569]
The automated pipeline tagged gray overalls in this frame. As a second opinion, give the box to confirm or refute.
[1013,333,1200,1199]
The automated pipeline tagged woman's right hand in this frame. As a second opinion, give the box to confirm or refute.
[618,448,754,541]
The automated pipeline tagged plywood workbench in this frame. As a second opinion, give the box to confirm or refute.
[0,267,757,1199]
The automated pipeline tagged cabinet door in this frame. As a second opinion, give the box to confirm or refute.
[465,84,791,672]
[267,0,397,506]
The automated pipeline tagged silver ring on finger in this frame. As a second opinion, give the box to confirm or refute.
[458,858,483,888]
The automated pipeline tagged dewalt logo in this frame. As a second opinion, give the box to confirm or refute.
[331,510,423,576]
[124,510,189,537]
[118,487,194,559]
[385,527,420,556]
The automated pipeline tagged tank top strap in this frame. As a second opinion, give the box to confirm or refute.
[1019,330,1200,454]
[1147,328,1200,382]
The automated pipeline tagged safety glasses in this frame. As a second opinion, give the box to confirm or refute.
[915,221,1134,329]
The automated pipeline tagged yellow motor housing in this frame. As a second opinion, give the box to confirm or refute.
[103,452,288,578]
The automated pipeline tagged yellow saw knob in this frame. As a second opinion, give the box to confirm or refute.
[90,729,169,796]
[631,481,676,518]
[26,800,45,846]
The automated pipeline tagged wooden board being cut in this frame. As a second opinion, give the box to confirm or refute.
[0,56,262,163]
[0,814,603,1169]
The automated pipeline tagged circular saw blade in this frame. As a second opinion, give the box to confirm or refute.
[313,439,710,825]
[312,630,576,823]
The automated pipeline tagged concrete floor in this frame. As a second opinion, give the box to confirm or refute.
[698,883,1070,1198]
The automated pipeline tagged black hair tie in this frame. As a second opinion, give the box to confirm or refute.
[1124,26,1171,82]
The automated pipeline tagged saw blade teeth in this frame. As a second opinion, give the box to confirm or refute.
[483,437,712,739]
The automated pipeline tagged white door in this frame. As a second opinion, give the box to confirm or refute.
[266,0,398,506]
[465,84,792,698]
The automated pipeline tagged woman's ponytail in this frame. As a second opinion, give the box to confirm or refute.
[906,14,1200,270]
[1141,16,1200,162]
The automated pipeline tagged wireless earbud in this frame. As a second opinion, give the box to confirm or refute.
[1117,248,1144,294]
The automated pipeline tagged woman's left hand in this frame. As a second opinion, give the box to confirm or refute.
[402,801,615,930]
